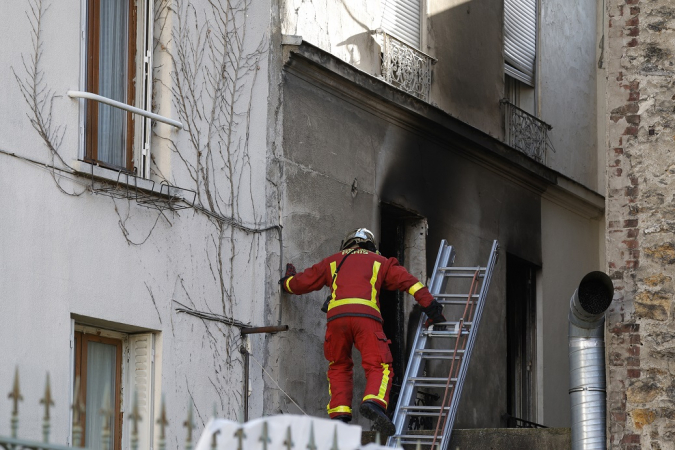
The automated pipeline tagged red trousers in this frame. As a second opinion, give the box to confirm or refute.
[323,316,394,419]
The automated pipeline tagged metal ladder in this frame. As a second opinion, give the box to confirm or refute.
[387,240,499,449]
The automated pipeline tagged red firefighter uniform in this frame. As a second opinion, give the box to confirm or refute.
[281,248,434,420]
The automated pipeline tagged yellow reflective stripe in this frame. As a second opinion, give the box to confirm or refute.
[327,298,381,313]
[362,363,390,408]
[370,261,381,303]
[408,282,424,296]
[330,261,337,301]
[285,276,294,293]
[327,405,352,414]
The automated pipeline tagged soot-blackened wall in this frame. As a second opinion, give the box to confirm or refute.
[277,55,543,428]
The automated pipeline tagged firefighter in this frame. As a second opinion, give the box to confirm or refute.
[280,228,446,435]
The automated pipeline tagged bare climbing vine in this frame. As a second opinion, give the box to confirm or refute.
[10,0,86,196]
[10,0,278,422]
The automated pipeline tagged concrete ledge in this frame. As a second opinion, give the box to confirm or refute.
[362,428,571,449]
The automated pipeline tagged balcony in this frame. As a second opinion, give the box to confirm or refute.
[501,99,552,164]
[375,29,436,102]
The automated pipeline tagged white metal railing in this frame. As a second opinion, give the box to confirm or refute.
[501,99,552,164]
[375,29,436,102]
[67,91,183,129]
[0,369,405,450]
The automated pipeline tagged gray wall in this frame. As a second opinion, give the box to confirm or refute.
[271,61,545,429]
[279,0,603,189]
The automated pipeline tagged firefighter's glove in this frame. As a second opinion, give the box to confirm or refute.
[279,263,297,290]
[423,300,447,331]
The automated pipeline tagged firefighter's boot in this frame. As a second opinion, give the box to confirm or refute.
[359,401,395,436]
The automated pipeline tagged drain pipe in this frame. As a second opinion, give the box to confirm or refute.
[568,271,614,450]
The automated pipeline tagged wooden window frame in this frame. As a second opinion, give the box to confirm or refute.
[74,331,123,450]
[85,0,137,172]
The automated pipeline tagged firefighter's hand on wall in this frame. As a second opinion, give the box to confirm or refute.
[423,300,447,331]
[279,263,297,289]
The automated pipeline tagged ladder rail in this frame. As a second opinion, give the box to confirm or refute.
[440,240,500,449]
[387,240,499,449]
[389,240,455,438]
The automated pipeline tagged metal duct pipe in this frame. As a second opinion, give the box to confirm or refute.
[568,271,614,450]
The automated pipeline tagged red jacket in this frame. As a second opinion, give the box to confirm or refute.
[282,249,434,322]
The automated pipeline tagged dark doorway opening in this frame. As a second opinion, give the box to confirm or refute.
[506,254,538,426]
[379,203,425,414]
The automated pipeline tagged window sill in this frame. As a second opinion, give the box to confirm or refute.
[72,160,195,209]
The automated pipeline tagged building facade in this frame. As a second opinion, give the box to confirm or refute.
[0,0,613,447]
[267,0,604,431]
[604,0,675,448]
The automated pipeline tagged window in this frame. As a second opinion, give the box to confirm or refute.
[504,0,537,87]
[381,0,422,49]
[72,325,156,450]
[84,0,153,176]
[74,331,123,449]
[506,255,538,425]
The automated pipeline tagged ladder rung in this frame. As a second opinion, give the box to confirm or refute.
[410,383,455,388]
[444,273,485,278]
[393,434,435,441]
[435,293,479,298]
[409,377,457,383]
[401,405,451,411]
[438,300,477,305]
[438,266,485,272]
[434,321,473,327]
[418,355,463,360]
[415,349,465,354]
[423,330,468,337]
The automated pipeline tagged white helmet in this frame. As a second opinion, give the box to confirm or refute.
[341,228,376,251]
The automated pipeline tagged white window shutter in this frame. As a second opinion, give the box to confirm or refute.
[381,0,421,49]
[128,333,155,449]
[504,0,537,86]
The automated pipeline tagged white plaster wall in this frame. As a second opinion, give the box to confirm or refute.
[539,196,602,427]
[0,0,275,444]
[539,0,600,189]
[281,0,383,74]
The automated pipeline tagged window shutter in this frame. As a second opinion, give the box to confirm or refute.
[504,0,536,86]
[381,0,421,49]
[127,333,155,449]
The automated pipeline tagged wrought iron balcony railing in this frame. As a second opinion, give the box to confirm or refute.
[375,29,436,102]
[501,99,552,164]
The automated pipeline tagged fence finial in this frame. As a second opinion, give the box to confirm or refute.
[72,377,85,447]
[157,395,168,450]
[306,422,317,450]
[101,386,112,450]
[234,426,246,450]
[283,425,294,450]
[9,366,23,438]
[330,425,340,450]
[211,404,220,450]
[260,421,271,450]
[40,372,55,442]
[183,399,194,450]
[129,390,141,450]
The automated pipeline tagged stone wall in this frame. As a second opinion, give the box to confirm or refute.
[605,0,675,448]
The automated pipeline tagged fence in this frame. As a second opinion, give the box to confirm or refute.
[374,29,436,103]
[501,99,553,164]
[0,369,414,450]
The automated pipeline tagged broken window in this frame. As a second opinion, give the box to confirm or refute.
[506,254,538,425]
